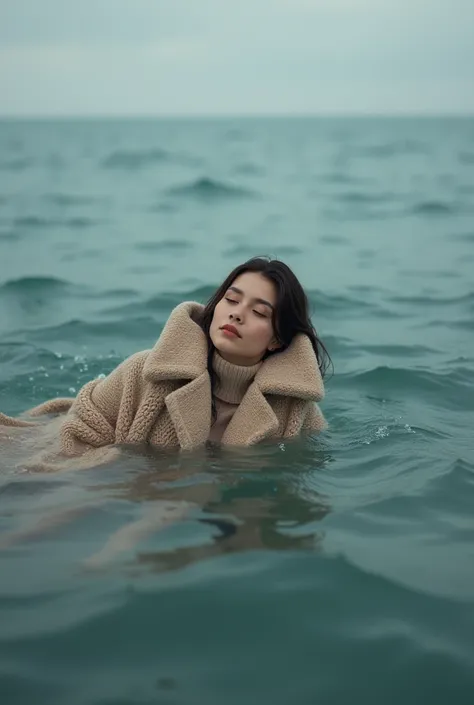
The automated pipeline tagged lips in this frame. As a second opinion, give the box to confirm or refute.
[221,324,241,338]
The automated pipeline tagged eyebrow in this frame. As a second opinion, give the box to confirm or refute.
[227,286,274,310]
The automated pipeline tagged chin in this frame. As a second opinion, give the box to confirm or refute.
[214,339,236,354]
[212,330,238,348]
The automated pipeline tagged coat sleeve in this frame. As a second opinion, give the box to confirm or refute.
[301,402,328,435]
[59,350,149,456]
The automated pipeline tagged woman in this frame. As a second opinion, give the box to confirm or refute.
[1,257,331,469]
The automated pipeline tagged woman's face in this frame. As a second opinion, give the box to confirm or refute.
[210,271,280,366]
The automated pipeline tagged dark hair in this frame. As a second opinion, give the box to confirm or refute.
[200,256,332,419]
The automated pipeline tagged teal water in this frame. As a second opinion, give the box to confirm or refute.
[0,117,474,704]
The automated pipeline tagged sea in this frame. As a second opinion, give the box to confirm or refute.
[0,116,473,704]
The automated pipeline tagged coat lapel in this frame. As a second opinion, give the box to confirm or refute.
[165,372,212,450]
[143,301,211,449]
[221,382,279,446]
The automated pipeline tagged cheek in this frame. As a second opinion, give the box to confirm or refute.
[210,303,228,341]
[249,320,273,347]
[210,304,222,330]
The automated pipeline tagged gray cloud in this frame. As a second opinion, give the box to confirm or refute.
[0,1,214,47]
[1,0,473,115]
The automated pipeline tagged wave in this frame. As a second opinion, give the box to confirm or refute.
[99,286,214,318]
[165,177,258,201]
[0,343,84,383]
[232,162,265,176]
[359,140,428,158]
[44,193,101,207]
[135,239,193,252]
[0,276,70,295]
[410,200,456,216]
[0,341,37,367]
[150,201,180,214]
[0,157,33,171]
[339,366,474,408]
[12,216,52,229]
[67,216,97,229]
[102,147,171,169]
[307,290,400,319]
[322,204,398,222]
[0,230,17,241]
[450,232,474,243]
[19,316,162,344]
[0,277,93,308]
[438,318,474,331]
[336,191,395,204]
[100,287,140,300]
[321,172,357,184]
[319,234,350,245]
[12,215,98,230]
[427,457,474,500]
[224,244,301,258]
[389,291,474,309]
[361,343,438,358]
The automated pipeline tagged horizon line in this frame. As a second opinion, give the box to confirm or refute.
[1,110,473,121]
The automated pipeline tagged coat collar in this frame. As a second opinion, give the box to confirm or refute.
[254,333,324,401]
[143,301,208,383]
[143,300,324,401]
[142,300,325,448]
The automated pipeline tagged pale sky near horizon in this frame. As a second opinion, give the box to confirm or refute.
[1,0,473,116]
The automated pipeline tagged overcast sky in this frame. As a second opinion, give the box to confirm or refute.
[1,0,473,116]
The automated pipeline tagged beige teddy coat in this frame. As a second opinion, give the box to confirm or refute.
[0,301,326,469]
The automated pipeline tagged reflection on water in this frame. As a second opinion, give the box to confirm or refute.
[0,441,332,575]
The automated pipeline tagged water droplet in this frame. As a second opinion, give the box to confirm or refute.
[375,425,389,439]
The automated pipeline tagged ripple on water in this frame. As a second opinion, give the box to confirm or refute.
[224,244,301,258]
[165,177,259,202]
[101,147,172,169]
[0,554,472,704]
[11,215,99,230]
[134,239,193,252]
[0,276,71,295]
[43,193,105,207]
[410,200,459,216]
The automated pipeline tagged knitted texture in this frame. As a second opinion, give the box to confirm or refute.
[213,352,262,404]
[1,301,327,469]
[209,352,262,442]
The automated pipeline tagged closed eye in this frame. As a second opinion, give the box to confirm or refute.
[225,297,268,317]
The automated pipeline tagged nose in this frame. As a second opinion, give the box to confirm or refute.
[229,311,242,323]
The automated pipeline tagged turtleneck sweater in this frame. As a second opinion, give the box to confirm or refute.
[208,352,262,443]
